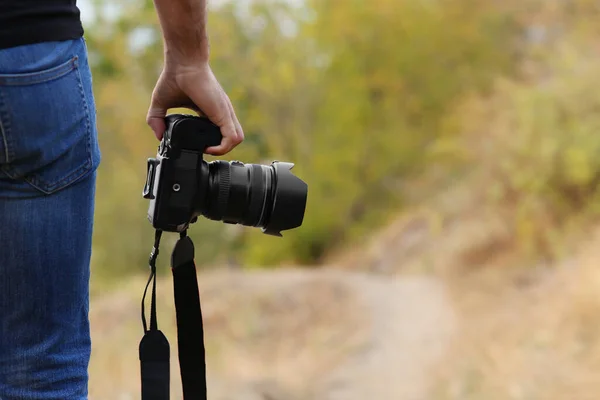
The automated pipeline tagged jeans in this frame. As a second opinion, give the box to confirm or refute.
[0,37,100,399]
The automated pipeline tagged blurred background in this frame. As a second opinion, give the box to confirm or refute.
[81,0,600,399]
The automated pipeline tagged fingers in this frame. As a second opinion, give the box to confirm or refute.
[227,95,245,143]
[205,95,243,155]
[178,67,242,155]
[146,88,167,141]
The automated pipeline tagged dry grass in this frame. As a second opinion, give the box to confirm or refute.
[88,269,367,399]
[429,224,600,400]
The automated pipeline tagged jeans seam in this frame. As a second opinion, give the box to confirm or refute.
[0,56,78,87]
[0,89,11,164]
[75,59,93,166]
[0,114,8,165]
[25,162,92,194]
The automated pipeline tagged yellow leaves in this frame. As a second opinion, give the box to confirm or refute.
[564,147,594,188]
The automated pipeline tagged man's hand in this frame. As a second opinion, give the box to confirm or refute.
[146,63,244,156]
[148,0,243,156]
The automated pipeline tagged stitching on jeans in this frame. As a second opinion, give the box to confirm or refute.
[0,116,8,164]
[0,90,9,164]
[25,161,91,194]
[75,58,93,161]
[0,56,78,87]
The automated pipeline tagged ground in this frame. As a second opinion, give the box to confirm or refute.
[88,268,456,400]
[88,206,600,400]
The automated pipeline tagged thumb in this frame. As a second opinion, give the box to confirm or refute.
[146,96,167,141]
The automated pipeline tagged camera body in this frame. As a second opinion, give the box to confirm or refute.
[143,114,308,235]
[143,114,219,232]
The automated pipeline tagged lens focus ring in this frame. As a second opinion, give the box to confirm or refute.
[213,160,231,220]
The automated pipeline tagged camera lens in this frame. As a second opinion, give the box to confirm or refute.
[197,160,307,236]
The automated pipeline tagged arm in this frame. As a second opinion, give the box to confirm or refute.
[147,0,243,155]
[154,0,209,64]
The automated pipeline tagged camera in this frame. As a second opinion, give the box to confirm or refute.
[143,114,308,236]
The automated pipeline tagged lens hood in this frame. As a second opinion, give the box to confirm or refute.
[261,162,308,237]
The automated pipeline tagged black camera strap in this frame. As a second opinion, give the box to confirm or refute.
[171,230,207,399]
[139,229,208,400]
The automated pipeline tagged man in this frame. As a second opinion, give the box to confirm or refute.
[0,0,243,398]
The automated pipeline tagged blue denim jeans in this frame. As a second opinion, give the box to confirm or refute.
[0,38,100,399]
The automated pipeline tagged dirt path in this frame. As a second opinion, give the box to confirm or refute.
[89,268,457,400]
[320,272,457,400]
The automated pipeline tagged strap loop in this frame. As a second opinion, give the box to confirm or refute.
[140,230,170,399]
[141,230,162,333]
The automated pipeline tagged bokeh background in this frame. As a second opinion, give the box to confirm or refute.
[81,0,600,399]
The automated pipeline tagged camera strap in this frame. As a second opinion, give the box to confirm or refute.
[139,229,208,400]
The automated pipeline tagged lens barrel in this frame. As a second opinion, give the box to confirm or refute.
[197,160,307,236]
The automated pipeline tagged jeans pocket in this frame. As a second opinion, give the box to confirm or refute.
[0,52,96,195]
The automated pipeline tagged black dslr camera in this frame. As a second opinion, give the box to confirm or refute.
[142,114,308,235]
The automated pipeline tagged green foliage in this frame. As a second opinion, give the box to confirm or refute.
[84,0,524,281]
[239,0,521,265]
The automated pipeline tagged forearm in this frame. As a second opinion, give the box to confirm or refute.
[153,0,210,64]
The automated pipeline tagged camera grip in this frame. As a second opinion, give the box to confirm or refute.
[165,114,222,152]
